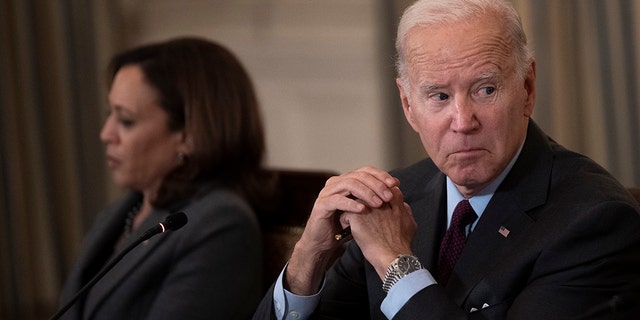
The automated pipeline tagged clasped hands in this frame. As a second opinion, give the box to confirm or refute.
[285,166,417,295]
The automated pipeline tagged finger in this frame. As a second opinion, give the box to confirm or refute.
[338,211,350,229]
[333,211,354,241]
[403,202,412,216]
[357,166,400,188]
[320,167,398,212]
[387,186,405,208]
[319,193,365,214]
[340,170,396,205]
[322,174,384,208]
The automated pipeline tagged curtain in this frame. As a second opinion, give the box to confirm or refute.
[513,0,640,187]
[0,0,114,319]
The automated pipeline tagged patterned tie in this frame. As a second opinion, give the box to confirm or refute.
[437,199,478,285]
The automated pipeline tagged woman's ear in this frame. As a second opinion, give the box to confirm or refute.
[179,131,195,156]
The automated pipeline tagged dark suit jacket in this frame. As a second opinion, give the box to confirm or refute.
[59,184,262,320]
[254,121,640,319]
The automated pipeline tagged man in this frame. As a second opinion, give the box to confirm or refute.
[253,0,640,319]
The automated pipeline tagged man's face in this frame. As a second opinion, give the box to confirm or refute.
[397,14,536,197]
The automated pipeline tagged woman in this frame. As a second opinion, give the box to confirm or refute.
[58,37,272,319]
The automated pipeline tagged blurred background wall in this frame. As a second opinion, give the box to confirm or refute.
[1,0,639,319]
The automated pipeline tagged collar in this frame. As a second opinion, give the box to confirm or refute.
[446,141,525,229]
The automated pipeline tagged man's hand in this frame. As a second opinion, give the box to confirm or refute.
[341,186,416,280]
[284,166,399,295]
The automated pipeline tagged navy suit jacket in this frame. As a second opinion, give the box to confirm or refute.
[59,184,262,320]
[254,121,640,319]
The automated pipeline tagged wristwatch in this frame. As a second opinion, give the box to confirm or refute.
[382,255,423,293]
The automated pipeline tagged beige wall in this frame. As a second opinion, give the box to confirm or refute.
[105,0,640,184]
[113,0,400,173]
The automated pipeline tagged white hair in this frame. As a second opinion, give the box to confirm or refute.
[395,0,533,89]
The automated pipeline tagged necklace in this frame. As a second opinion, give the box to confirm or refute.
[124,201,142,237]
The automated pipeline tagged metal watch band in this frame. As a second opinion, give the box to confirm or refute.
[382,255,423,293]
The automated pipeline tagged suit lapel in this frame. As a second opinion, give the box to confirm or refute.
[59,193,140,318]
[411,172,448,272]
[82,208,171,318]
[446,190,534,306]
[76,193,140,289]
[444,121,553,307]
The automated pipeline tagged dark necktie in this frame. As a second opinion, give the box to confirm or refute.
[437,199,478,285]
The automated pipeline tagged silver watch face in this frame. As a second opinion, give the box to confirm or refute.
[397,255,422,275]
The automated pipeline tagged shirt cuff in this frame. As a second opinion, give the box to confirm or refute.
[273,265,324,320]
[380,269,436,319]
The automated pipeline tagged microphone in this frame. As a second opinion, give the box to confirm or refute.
[49,212,188,320]
[140,210,188,239]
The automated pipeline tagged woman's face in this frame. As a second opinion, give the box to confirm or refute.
[100,65,188,194]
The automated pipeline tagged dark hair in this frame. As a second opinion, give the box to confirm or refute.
[108,37,273,210]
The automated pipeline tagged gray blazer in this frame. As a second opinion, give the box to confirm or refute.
[60,184,262,320]
[254,121,640,319]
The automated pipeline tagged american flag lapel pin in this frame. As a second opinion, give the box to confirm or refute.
[498,226,510,238]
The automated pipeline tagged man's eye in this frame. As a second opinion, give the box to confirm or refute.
[436,93,449,101]
[482,87,495,95]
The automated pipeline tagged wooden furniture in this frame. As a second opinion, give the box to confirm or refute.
[628,187,640,205]
[258,169,337,291]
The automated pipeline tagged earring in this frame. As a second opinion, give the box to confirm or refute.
[178,152,185,164]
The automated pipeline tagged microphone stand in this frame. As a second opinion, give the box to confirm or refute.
[49,212,187,320]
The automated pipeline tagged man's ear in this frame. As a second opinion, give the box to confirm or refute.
[397,78,419,132]
[523,60,536,117]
